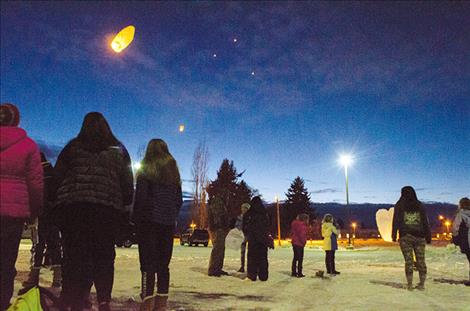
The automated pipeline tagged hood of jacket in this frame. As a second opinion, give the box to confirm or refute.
[0,127,27,151]
[461,209,470,225]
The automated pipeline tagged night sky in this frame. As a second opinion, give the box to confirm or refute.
[1,2,469,204]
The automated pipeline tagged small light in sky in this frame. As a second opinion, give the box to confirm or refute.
[111,25,135,53]
[213,53,217,58]
[233,37,238,43]
[251,71,255,76]
[179,124,185,133]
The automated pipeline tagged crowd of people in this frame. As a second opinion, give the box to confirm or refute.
[1,102,469,311]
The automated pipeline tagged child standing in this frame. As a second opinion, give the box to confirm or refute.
[322,214,340,275]
[290,213,309,277]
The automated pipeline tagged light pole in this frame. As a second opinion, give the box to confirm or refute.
[352,222,357,245]
[275,195,281,246]
[339,154,353,246]
[445,221,451,239]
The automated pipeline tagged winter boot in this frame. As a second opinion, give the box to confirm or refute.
[416,272,426,290]
[98,301,112,311]
[154,294,168,311]
[405,272,413,291]
[140,295,156,311]
[51,265,62,287]
[22,266,40,287]
[141,272,156,299]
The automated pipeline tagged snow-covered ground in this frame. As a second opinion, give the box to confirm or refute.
[13,241,469,311]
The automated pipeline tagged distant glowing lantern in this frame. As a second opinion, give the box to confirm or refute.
[111,25,135,53]
[179,124,185,133]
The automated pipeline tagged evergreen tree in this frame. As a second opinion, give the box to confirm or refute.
[282,176,314,237]
[233,180,253,215]
[207,159,254,220]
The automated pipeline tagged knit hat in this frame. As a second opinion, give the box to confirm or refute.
[0,103,20,126]
[241,203,251,211]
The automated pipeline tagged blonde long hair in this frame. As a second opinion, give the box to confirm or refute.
[139,139,181,185]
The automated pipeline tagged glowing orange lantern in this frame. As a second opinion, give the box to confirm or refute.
[111,25,135,53]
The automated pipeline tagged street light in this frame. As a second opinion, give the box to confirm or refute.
[133,162,142,171]
[351,222,357,243]
[445,221,451,237]
[339,154,353,246]
[275,195,281,246]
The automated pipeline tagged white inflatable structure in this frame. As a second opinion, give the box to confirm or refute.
[375,207,395,242]
[225,228,245,251]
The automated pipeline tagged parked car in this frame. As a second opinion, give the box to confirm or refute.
[180,228,209,247]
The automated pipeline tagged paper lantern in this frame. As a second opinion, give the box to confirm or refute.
[376,207,394,242]
[111,25,135,53]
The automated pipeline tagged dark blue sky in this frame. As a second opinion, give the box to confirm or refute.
[1,2,469,204]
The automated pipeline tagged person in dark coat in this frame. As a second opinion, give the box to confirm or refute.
[207,196,230,277]
[53,112,134,311]
[0,103,43,310]
[133,139,182,310]
[23,152,62,288]
[452,197,470,286]
[244,196,270,281]
[392,186,431,291]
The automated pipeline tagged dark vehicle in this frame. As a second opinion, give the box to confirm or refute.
[180,228,209,247]
[115,221,136,248]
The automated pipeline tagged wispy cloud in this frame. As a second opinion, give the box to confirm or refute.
[311,188,341,194]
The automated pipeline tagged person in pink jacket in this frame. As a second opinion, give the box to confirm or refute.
[291,213,309,277]
[0,103,43,310]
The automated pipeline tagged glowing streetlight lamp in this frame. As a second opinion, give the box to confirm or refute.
[133,162,141,171]
[190,221,196,230]
[179,124,185,133]
[352,222,357,241]
[438,215,444,220]
[275,195,281,246]
[339,154,353,246]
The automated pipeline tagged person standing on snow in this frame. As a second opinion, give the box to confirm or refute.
[291,213,309,277]
[245,196,271,281]
[53,112,134,311]
[0,103,44,310]
[234,202,250,273]
[452,197,470,286]
[133,139,182,311]
[392,186,431,291]
[207,195,230,277]
[322,214,340,276]
[23,152,62,288]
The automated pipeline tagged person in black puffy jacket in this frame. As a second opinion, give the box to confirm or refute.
[133,139,182,310]
[53,112,134,311]
[244,196,270,281]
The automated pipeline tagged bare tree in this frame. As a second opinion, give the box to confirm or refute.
[191,141,209,228]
